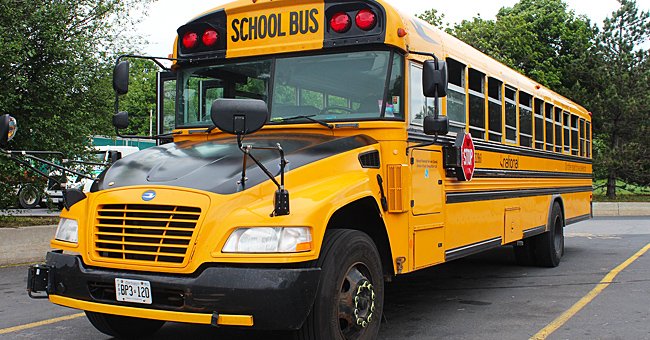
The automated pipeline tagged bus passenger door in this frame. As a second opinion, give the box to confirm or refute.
[409,148,445,270]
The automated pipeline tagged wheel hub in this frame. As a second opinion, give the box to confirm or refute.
[353,280,375,328]
[338,264,376,339]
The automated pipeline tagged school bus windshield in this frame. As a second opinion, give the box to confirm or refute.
[177,50,403,128]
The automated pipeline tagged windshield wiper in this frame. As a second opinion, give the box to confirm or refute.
[271,115,333,129]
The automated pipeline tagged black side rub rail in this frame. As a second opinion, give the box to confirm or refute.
[447,186,593,204]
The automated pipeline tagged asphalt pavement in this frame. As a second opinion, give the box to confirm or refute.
[0,216,649,339]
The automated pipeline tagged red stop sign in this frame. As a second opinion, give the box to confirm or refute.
[460,132,475,181]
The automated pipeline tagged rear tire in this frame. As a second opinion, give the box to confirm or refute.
[533,202,564,267]
[85,311,165,339]
[297,229,384,340]
[18,184,41,209]
[513,202,564,267]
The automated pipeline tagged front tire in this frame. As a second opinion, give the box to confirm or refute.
[85,311,165,339]
[298,229,384,340]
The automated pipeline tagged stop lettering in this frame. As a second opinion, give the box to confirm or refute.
[460,133,475,181]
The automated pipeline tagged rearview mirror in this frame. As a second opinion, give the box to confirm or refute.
[0,114,17,147]
[113,61,130,95]
[112,111,129,130]
[424,115,449,136]
[423,60,448,98]
[211,99,268,135]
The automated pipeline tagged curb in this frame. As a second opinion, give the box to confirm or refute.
[0,225,56,267]
[592,202,650,217]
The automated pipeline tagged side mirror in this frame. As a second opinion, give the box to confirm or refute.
[423,60,448,98]
[113,111,129,130]
[424,115,449,136]
[211,99,268,135]
[0,114,17,147]
[113,61,130,95]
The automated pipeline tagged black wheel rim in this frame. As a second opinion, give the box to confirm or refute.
[337,262,376,340]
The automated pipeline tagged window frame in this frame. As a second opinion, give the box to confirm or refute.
[467,68,486,140]
[519,91,533,148]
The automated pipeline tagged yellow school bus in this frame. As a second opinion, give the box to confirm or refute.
[22,0,592,339]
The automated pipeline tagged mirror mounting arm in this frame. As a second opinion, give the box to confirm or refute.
[406,50,441,152]
[236,136,289,217]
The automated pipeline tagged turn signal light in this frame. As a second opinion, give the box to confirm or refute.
[356,9,377,31]
[182,32,198,49]
[202,29,219,46]
[330,12,351,33]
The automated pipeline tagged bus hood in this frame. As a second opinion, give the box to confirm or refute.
[97,134,376,195]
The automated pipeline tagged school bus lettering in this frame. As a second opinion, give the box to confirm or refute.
[500,155,520,169]
[231,9,318,43]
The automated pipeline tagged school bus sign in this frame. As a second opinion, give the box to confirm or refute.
[227,3,324,57]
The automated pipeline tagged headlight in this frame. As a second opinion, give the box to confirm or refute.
[55,218,79,244]
[223,227,312,253]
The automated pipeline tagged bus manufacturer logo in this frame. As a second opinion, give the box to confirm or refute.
[142,190,156,201]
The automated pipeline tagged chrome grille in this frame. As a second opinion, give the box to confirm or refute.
[94,204,201,265]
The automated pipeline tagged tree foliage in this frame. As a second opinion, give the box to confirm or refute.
[416,9,447,29]
[587,0,650,196]
[118,58,159,136]
[451,0,595,93]
[0,0,152,208]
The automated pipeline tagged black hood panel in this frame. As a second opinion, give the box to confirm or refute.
[98,134,377,195]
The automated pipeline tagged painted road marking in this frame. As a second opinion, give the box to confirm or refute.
[0,313,85,335]
[531,242,650,340]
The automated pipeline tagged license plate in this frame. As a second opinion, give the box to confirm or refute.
[115,278,152,304]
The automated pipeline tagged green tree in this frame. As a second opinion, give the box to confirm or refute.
[417,9,447,30]
[118,58,159,136]
[0,0,152,208]
[587,0,650,197]
[449,0,595,93]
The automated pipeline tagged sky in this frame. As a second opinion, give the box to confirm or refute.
[136,0,650,57]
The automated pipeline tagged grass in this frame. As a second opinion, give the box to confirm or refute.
[594,195,650,202]
[0,216,59,228]
[593,179,650,202]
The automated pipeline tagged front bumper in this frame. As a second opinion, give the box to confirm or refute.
[28,251,321,330]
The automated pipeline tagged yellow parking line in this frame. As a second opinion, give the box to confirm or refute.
[531,242,650,340]
[0,313,85,335]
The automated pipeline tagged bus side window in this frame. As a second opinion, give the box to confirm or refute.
[545,103,554,151]
[468,69,486,140]
[579,118,586,157]
[504,86,517,144]
[519,92,533,148]
[446,58,466,134]
[534,98,544,150]
[563,110,571,154]
[571,114,579,156]
[586,121,591,158]
[554,107,562,153]
[487,77,502,143]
